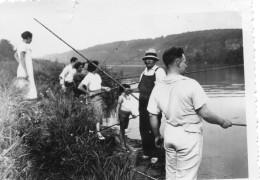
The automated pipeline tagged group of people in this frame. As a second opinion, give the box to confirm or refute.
[59,58,111,140]
[15,30,233,180]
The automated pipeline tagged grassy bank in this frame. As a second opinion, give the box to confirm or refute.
[0,59,138,180]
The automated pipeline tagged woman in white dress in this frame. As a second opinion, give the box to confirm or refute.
[14,31,37,99]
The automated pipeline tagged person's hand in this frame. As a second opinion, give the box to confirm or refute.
[155,135,164,148]
[221,119,232,129]
[61,85,66,92]
[131,114,137,119]
[126,89,133,94]
[24,74,29,80]
[104,87,111,92]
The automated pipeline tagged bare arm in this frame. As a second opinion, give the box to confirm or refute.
[14,51,20,63]
[116,98,123,123]
[197,104,232,128]
[78,83,89,96]
[131,87,140,93]
[149,113,163,147]
[19,51,29,79]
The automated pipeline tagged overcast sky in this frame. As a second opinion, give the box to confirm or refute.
[0,0,245,57]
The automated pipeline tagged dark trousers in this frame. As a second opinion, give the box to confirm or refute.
[139,97,161,157]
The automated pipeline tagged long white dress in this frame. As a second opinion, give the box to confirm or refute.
[17,42,37,99]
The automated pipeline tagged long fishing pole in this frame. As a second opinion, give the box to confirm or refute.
[131,169,158,180]
[109,52,144,70]
[102,41,123,65]
[98,115,139,133]
[34,18,139,101]
[86,81,139,98]
[232,123,246,127]
[186,64,244,74]
[115,64,244,81]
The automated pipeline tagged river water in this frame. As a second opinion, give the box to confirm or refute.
[109,65,248,179]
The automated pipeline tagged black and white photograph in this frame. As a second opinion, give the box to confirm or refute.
[0,0,258,179]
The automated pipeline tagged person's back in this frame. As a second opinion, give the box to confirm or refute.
[149,75,206,133]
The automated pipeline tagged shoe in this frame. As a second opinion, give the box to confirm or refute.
[141,155,150,160]
[151,157,158,164]
[97,133,105,140]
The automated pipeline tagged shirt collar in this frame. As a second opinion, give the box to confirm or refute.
[145,64,158,72]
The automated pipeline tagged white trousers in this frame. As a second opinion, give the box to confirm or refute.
[164,125,203,180]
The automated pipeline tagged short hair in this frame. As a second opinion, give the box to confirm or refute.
[162,47,184,68]
[81,62,86,67]
[119,84,131,94]
[73,62,82,70]
[70,57,78,63]
[21,31,32,39]
[87,60,99,72]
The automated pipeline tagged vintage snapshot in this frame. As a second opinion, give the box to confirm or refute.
[0,0,258,179]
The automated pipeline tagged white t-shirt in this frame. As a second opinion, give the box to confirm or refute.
[59,64,76,84]
[139,65,166,83]
[119,95,133,112]
[147,75,207,133]
[80,72,102,91]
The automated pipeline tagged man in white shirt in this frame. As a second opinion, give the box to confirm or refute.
[59,57,78,91]
[138,48,166,163]
[147,46,232,180]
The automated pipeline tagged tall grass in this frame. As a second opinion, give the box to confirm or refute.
[0,59,135,179]
[0,69,38,179]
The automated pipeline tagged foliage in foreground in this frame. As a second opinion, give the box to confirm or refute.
[0,59,135,180]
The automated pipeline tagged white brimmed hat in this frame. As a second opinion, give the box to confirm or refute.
[142,48,159,61]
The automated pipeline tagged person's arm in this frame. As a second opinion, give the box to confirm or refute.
[155,68,166,82]
[147,87,163,147]
[150,113,163,147]
[14,51,20,63]
[19,51,29,79]
[78,83,90,96]
[196,104,232,128]
[59,66,69,90]
[116,97,123,123]
[131,73,143,93]
[101,86,111,92]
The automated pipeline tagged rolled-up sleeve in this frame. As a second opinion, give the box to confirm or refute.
[147,88,160,115]
[192,81,208,110]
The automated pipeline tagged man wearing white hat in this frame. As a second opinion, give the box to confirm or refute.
[138,48,166,163]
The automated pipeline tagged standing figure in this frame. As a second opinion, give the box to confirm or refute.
[78,61,111,140]
[59,57,78,92]
[14,31,37,99]
[116,84,137,150]
[138,48,166,163]
[148,47,232,180]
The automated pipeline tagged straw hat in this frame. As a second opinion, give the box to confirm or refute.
[142,48,159,61]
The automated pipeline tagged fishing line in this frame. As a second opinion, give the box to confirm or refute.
[108,52,144,70]
[34,18,139,101]
[102,41,123,65]
[115,64,244,81]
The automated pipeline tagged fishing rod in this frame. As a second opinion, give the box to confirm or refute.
[131,169,158,180]
[108,52,144,70]
[114,64,244,81]
[85,81,140,98]
[186,64,244,74]
[102,41,123,65]
[232,123,246,127]
[98,115,139,133]
[34,18,139,101]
